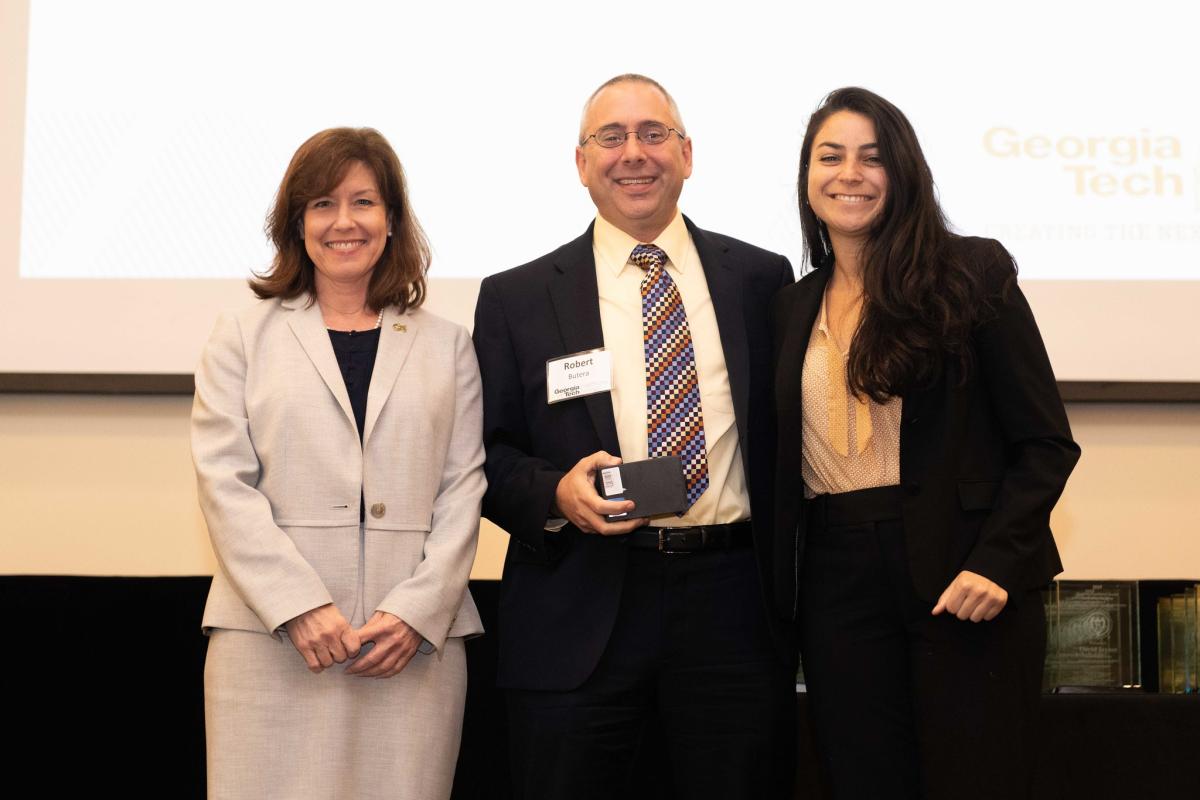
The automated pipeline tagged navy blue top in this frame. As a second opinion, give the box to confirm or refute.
[328,326,381,520]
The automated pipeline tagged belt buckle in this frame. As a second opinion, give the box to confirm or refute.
[657,528,692,555]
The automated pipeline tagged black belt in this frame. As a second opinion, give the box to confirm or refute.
[627,521,753,554]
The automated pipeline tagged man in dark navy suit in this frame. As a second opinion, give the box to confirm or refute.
[472,74,796,799]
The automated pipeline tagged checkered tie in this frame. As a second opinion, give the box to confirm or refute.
[632,244,708,509]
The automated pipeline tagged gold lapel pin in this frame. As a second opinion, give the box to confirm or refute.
[393,323,407,332]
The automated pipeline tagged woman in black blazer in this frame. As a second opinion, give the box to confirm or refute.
[772,88,1079,800]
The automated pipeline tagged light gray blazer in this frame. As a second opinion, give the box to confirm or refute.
[191,294,485,650]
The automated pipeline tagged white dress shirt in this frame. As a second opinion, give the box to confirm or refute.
[592,211,750,526]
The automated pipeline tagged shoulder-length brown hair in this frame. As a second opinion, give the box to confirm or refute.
[251,127,430,312]
[797,87,1012,401]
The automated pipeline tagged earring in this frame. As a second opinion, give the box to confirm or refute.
[387,229,393,237]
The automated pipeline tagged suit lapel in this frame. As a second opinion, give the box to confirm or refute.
[775,268,830,475]
[781,268,829,373]
[283,295,357,433]
[687,220,750,456]
[547,224,621,456]
[363,306,418,448]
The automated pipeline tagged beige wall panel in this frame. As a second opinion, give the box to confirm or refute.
[2,397,1198,581]
[0,395,509,579]
[1052,403,1200,580]
[0,395,212,574]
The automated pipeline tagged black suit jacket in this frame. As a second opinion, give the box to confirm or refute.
[770,237,1079,619]
[473,217,795,690]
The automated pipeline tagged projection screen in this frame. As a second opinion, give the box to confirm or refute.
[2,0,1198,386]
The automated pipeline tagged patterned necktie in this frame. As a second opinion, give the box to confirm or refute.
[632,243,709,509]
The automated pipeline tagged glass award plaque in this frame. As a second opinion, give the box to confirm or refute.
[1158,596,1181,693]
[1156,587,1200,694]
[1043,581,1140,690]
[1194,586,1200,693]
[1182,592,1197,694]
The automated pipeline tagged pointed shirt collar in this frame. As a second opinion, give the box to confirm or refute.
[593,210,689,278]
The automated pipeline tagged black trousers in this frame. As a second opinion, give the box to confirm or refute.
[801,485,1046,800]
[506,546,796,800]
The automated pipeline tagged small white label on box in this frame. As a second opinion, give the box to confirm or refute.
[600,466,625,496]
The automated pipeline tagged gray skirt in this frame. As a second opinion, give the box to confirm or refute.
[205,627,467,800]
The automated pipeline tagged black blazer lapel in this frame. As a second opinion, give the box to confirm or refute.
[688,219,751,457]
[778,268,829,375]
[547,224,621,457]
[775,268,830,473]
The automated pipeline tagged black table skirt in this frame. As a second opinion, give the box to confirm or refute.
[3,576,1196,798]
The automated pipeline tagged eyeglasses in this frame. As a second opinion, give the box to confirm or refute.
[580,122,686,149]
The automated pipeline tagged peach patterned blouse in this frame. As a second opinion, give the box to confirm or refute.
[800,292,902,498]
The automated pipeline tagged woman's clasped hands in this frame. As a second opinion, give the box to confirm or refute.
[284,604,423,678]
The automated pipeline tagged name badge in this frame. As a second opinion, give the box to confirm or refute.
[546,348,612,404]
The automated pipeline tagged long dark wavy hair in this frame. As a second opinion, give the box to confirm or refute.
[797,87,1013,401]
[252,127,429,313]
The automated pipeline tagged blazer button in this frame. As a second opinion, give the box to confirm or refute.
[370,503,386,519]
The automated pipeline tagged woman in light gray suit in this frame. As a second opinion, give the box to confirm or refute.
[192,128,485,799]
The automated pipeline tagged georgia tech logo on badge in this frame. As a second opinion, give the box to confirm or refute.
[984,127,1186,198]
